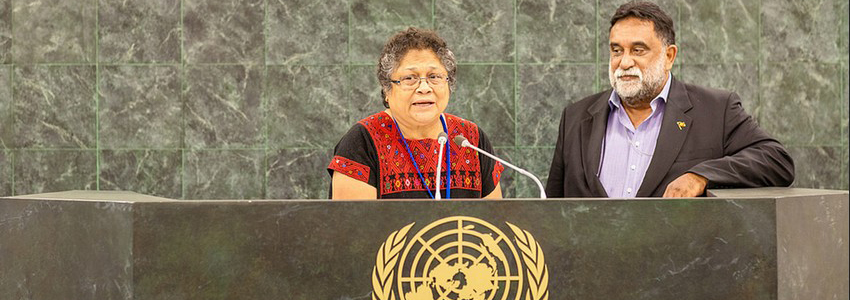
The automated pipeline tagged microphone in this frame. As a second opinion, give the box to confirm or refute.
[453,135,547,199]
[435,132,449,199]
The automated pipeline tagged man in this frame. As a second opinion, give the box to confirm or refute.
[545,1,794,198]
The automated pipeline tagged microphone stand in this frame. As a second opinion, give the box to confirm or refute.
[435,132,448,200]
[453,135,547,199]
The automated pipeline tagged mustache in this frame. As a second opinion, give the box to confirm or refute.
[614,68,642,80]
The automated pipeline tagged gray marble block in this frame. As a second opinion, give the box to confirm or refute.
[99,150,183,199]
[450,64,516,147]
[435,0,514,63]
[760,63,843,146]
[11,0,95,63]
[99,65,182,149]
[267,148,332,200]
[0,0,9,64]
[519,64,597,147]
[184,149,265,200]
[517,0,596,63]
[267,0,349,64]
[183,0,264,64]
[13,66,96,149]
[679,0,759,63]
[762,0,847,62]
[0,66,10,149]
[267,65,350,149]
[97,0,181,63]
[185,65,263,149]
[12,150,96,195]
[349,0,432,63]
[0,150,9,195]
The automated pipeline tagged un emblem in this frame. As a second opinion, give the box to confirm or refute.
[372,216,549,300]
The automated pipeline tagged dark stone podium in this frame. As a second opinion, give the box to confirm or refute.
[1,188,847,300]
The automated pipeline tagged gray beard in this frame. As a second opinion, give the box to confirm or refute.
[610,58,667,108]
[619,80,663,107]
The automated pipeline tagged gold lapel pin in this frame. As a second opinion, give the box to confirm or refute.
[676,121,686,130]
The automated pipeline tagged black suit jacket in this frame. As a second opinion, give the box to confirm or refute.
[545,76,795,197]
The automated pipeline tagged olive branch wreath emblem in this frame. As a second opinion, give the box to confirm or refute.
[371,220,549,300]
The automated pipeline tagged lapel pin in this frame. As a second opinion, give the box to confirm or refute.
[676,121,686,130]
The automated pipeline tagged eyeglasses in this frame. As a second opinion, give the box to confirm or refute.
[390,74,448,90]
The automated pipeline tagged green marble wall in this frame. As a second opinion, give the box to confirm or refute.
[0,0,847,199]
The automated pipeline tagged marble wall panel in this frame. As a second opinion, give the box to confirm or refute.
[349,0,432,63]
[0,0,846,198]
[13,150,96,195]
[99,65,182,149]
[843,0,849,56]
[762,0,846,62]
[787,146,848,190]
[11,0,95,63]
[843,145,849,190]
[267,148,332,200]
[0,66,10,149]
[13,66,96,149]
[679,63,760,120]
[679,0,759,63]
[267,65,349,148]
[185,65,263,149]
[0,150,10,196]
[267,0,348,64]
[841,61,850,146]
[184,0,264,64]
[517,0,596,63]
[519,64,597,147]
[184,150,264,200]
[0,0,9,64]
[435,0,514,62]
[449,64,515,147]
[498,147,554,199]
[98,0,180,63]
[99,150,182,199]
[759,63,843,146]
[349,64,382,123]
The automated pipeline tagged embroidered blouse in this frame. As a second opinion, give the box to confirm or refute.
[328,111,504,199]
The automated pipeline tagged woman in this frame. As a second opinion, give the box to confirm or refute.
[327,27,503,199]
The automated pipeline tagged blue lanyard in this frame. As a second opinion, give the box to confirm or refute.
[392,115,451,199]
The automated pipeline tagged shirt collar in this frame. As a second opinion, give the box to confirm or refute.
[608,71,673,111]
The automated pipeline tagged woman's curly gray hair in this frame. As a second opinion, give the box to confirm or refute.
[377,27,457,108]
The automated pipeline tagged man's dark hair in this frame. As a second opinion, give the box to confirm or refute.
[609,1,675,46]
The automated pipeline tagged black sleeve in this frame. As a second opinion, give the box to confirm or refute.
[327,124,380,197]
[478,127,503,197]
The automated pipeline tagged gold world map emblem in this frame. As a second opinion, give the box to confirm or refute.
[372,216,549,300]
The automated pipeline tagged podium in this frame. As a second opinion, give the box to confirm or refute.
[1,189,847,300]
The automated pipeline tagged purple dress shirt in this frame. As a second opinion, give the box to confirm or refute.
[599,73,672,198]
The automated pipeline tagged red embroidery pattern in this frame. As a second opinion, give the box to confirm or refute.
[359,112,484,196]
[328,155,370,183]
[492,161,505,184]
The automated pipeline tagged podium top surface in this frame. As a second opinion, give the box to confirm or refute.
[707,187,849,198]
[4,190,176,202]
[1,188,847,202]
